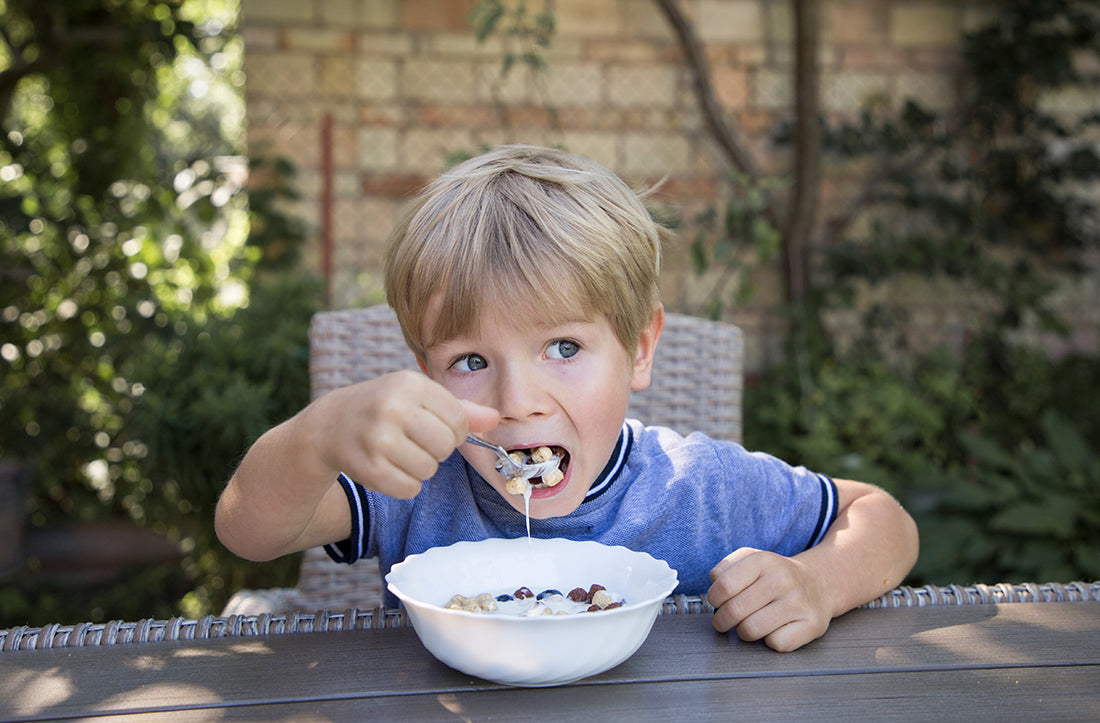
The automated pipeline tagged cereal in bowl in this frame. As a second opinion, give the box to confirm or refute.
[445,584,624,617]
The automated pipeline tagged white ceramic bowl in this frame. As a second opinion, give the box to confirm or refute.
[385,537,679,687]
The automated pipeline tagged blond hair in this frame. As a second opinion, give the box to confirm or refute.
[384,145,664,358]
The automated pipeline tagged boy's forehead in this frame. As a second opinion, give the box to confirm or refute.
[418,289,593,348]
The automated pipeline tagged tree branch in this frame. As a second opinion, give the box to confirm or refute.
[653,0,761,179]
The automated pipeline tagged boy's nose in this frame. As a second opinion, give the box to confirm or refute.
[493,364,549,421]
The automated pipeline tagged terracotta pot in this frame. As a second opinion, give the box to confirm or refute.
[0,460,31,579]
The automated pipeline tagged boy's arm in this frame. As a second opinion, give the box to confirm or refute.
[213,412,352,562]
[215,370,496,562]
[707,479,918,652]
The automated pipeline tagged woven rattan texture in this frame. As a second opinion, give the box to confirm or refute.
[7,583,1098,652]
[227,306,744,616]
[308,306,422,400]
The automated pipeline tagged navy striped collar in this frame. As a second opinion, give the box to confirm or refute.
[581,422,632,503]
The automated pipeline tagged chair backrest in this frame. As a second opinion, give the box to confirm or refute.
[309,305,423,398]
[293,305,743,612]
[309,305,743,441]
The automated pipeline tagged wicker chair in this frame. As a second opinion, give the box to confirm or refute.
[221,305,744,616]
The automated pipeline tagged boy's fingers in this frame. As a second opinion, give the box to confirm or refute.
[402,403,466,461]
[729,597,787,642]
[709,546,760,582]
[709,577,774,633]
[338,439,430,498]
[708,549,787,633]
[459,398,501,435]
[366,457,427,499]
[390,372,473,447]
[764,620,824,653]
[410,397,498,455]
[708,548,765,607]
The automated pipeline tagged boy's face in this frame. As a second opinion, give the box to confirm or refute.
[418,297,662,519]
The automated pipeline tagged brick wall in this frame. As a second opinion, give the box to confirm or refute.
[240,0,1004,369]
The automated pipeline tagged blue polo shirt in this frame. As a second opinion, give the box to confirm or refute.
[327,419,838,607]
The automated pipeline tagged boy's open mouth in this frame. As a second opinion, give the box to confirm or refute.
[508,445,570,487]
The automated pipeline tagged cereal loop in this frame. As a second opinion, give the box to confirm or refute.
[530,446,553,463]
[591,589,614,609]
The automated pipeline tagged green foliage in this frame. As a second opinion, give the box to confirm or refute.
[745,352,958,497]
[742,0,1100,587]
[746,340,1100,587]
[125,272,319,616]
[688,173,784,318]
[126,276,315,527]
[0,0,319,623]
[0,561,197,626]
[916,410,1100,585]
[470,0,556,74]
[0,0,250,523]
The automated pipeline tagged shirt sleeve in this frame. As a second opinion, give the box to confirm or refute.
[806,473,839,550]
[714,441,841,557]
[323,473,370,564]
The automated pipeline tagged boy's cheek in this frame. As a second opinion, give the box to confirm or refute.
[430,372,484,404]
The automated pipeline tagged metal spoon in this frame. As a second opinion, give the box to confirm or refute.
[464,434,562,479]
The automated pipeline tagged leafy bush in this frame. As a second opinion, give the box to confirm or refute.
[745,352,956,497]
[916,410,1100,586]
[0,1,320,623]
[125,272,320,617]
[0,0,249,525]
[0,561,195,626]
[741,0,1100,587]
[1,267,318,628]
[746,339,1100,586]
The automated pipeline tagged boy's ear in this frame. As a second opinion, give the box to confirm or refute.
[630,305,664,391]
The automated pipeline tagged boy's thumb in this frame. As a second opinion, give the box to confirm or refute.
[460,399,500,435]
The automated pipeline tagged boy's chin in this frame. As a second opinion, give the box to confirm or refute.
[510,497,582,519]
[499,483,585,519]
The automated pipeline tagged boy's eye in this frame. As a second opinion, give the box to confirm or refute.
[546,339,580,360]
[452,353,488,372]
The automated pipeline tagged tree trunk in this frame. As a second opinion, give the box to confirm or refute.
[783,0,822,307]
[655,0,822,309]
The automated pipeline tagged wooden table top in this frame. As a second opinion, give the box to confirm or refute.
[1,602,1097,721]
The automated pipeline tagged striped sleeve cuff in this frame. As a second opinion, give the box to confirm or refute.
[323,473,369,565]
[806,474,838,550]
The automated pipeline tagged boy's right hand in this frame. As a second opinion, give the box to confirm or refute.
[302,370,499,499]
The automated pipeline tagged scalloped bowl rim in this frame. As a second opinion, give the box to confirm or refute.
[385,537,679,686]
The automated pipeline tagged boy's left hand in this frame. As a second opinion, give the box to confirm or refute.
[707,547,832,652]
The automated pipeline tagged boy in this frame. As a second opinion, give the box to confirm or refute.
[215,145,918,652]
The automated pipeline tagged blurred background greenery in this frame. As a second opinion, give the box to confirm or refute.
[1,0,1097,628]
[0,0,316,623]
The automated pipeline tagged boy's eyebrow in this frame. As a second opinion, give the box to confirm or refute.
[423,314,597,352]
[531,313,594,330]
